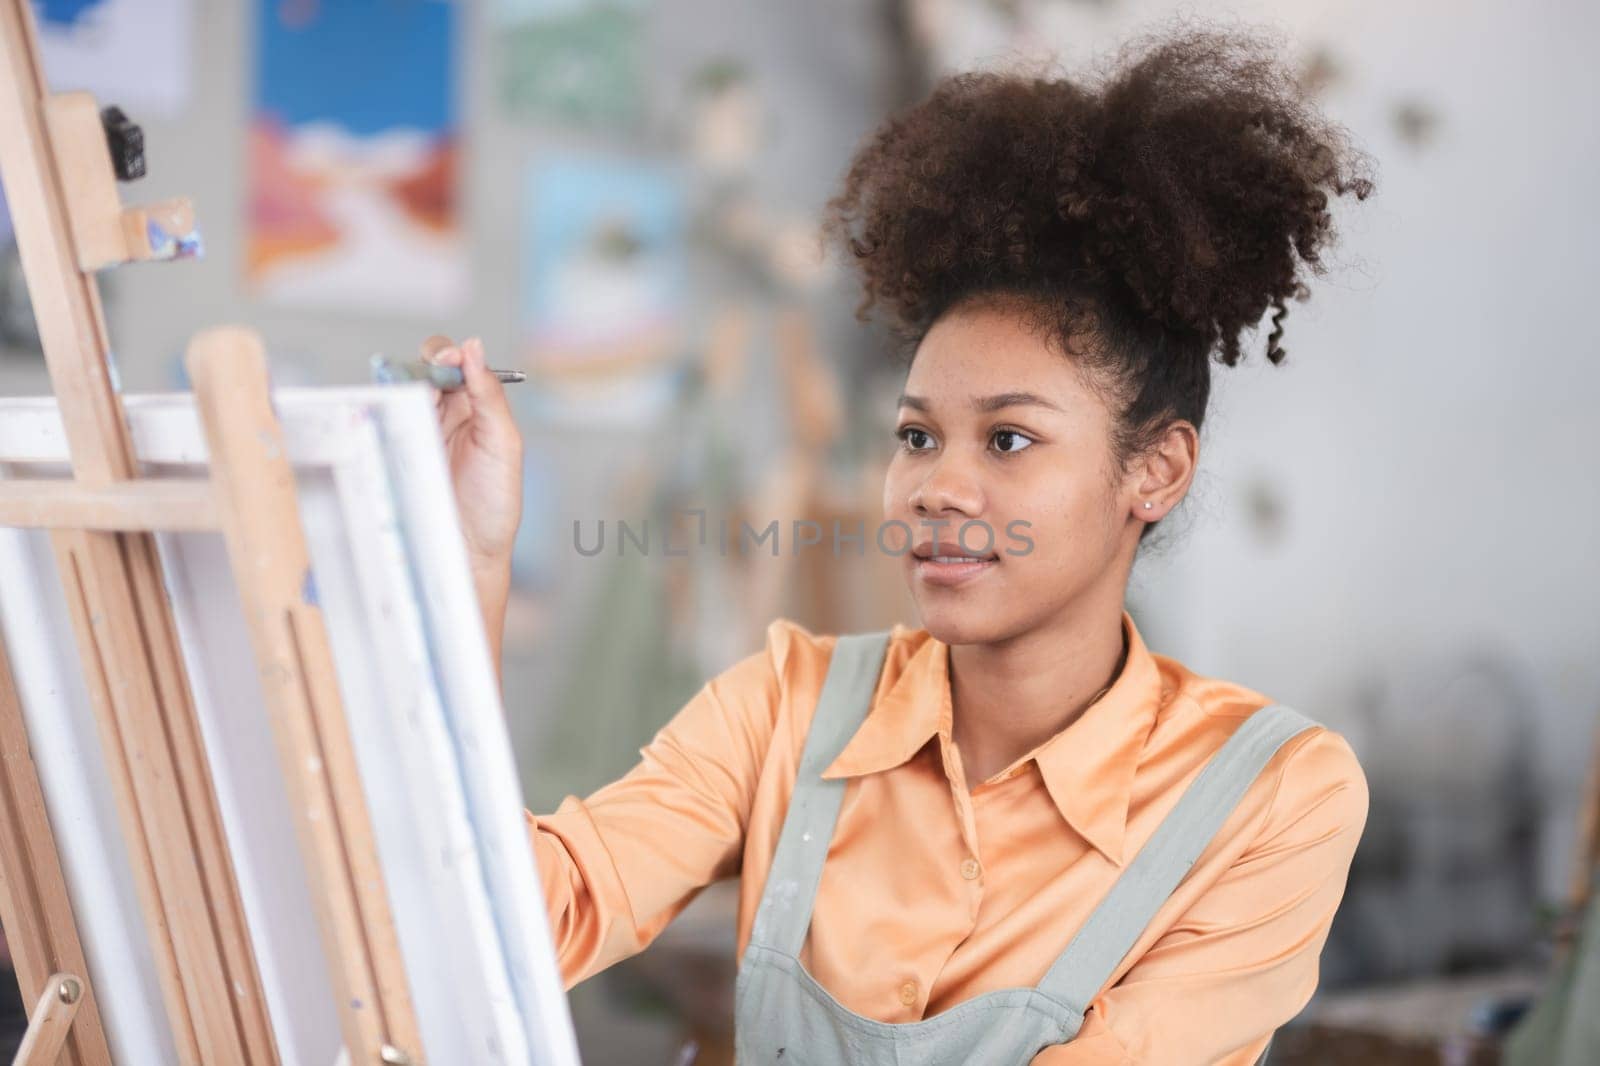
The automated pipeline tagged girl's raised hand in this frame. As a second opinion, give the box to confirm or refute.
[426,336,524,577]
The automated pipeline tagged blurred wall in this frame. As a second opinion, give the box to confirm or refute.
[1078,0,1600,913]
[0,0,914,804]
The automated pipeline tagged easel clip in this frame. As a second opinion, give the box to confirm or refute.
[42,92,200,271]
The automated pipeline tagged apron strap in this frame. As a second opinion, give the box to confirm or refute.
[747,630,892,957]
[1036,703,1320,1012]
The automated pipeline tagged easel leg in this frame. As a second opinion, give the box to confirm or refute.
[50,529,280,1062]
[188,327,424,1065]
[0,646,109,1066]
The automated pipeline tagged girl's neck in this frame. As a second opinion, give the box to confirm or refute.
[947,600,1131,788]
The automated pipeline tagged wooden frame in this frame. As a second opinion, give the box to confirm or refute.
[0,384,581,1064]
[0,0,271,1057]
[0,0,432,1060]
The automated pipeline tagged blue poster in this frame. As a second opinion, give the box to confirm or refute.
[248,0,465,315]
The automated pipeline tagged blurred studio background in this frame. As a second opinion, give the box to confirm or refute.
[1,0,1597,1063]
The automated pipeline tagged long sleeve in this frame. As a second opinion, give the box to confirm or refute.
[1030,728,1370,1066]
[524,621,792,989]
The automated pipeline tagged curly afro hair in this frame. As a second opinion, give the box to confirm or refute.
[823,22,1375,507]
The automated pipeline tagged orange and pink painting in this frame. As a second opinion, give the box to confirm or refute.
[247,0,465,315]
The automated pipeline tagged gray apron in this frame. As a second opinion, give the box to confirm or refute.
[734,631,1316,1065]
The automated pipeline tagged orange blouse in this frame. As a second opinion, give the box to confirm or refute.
[526,610,1369,1064]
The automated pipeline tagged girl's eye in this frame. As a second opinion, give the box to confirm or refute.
[897,426,934,451]
[992,428,1035,454]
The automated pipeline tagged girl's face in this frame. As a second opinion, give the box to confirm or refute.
[882,301,1150,646]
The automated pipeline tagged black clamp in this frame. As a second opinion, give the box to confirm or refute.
[99,105,145,182]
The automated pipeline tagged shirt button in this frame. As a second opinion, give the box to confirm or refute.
[899,980,918,1006]
[960,857,980,880]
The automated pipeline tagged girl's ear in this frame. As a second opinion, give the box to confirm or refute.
[1131,421,1198,519]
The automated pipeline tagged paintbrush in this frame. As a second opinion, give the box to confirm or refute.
[372,334,527,391]
[369,354,526,390]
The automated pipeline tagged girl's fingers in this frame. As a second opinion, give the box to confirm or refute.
[420,333,457,363]
[438,393,473,441]
[460,338,513,417]
[425,336,516,452]
[427,341,473,435]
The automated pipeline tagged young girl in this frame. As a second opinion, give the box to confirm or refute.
[434,24,1374,1066]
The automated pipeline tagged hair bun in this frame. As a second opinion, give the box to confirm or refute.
[1068,26,1374,363]
[824,21,1376,367]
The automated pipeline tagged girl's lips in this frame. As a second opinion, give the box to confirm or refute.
[912,555,998,587]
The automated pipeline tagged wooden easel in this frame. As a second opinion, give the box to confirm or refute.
[0,1,423,1061]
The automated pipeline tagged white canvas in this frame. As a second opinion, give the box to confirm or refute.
[0,386,581,1066]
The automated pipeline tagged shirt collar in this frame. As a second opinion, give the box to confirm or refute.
[819,610,1164,868]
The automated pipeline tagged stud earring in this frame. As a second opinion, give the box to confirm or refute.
[1143,501,1154,510]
